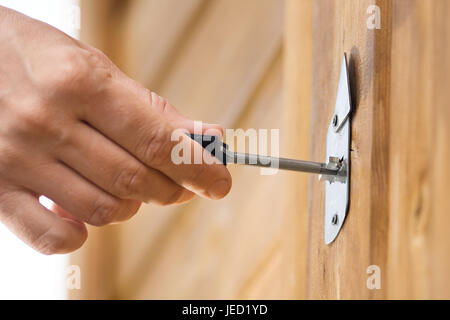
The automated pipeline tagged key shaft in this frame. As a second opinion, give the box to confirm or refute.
[226,151,339,175]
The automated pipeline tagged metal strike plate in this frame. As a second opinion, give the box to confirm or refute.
[322,55,351,245]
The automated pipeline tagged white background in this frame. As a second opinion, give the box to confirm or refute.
[0,0,80,299]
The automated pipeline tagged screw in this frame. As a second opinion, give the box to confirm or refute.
[331,214,339,225]
[332,114,338,127]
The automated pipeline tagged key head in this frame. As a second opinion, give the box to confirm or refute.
[187,134,228,165]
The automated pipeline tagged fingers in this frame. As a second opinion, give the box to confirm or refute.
[10,159,141,226]
[0,188,87,255]
[81,78,232,199]
[51,202,81,221]
[57,122,195,204]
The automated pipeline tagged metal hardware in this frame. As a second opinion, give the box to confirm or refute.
[332,115,338,127]
[187,55,352,245]
[322,54,352,244]
[188,134,341,175]
[331,214,339,225]
[224,151,340,175]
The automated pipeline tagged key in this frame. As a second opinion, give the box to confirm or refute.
[187,134,340,176]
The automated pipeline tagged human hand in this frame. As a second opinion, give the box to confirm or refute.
[0,7,231,254]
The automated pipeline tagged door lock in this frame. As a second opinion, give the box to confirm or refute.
[188,55,352,245]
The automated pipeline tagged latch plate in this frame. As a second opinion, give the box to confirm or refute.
[323,55,351,245]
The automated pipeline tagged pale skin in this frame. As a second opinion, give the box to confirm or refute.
[0,7,232,254]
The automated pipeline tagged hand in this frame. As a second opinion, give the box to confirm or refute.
[0,7,232,254]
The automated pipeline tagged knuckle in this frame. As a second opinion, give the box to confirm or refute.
[0,145,22,170]
[118,200,140,222]
[47,49,90,93]
[15,104,48,133]
[150,92,170,113]
[85,48,115,82]
[159,187,186,206]
[87,47,111,67]
[112,165,146,198]
[88,197,122,226]
[12,103,70,146]
[0,189,21,218]
[33,228,67,255]
[137,124,170,166]
[0,189,16,204]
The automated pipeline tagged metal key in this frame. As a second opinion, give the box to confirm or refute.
[187,134,341,176]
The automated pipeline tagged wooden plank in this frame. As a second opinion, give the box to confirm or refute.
[307,0,450,299]
[387,0,450,299]
[79,0,111,52]
[80,0,125,60]
[69,226,120,299]
[119,0,207,87]
[154,0,284,127]
[306,0,390,299]
[283,0,313,299]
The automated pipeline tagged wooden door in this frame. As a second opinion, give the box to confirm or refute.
[303,0,450,299]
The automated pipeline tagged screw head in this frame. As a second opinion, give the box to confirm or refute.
[332,114,338,127]
[331,214,339,225]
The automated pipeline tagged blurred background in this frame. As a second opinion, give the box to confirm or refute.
[0,0,308,300]
[70,0,304,300]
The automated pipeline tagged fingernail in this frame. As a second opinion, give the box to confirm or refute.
[208,179,231,199]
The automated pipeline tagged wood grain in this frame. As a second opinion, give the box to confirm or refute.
[387,0,450,299]
[153,0,284,127]
[119,0,208,87]
[283,0,314,299]
[306,0,450,299]
[306,0,391,299]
